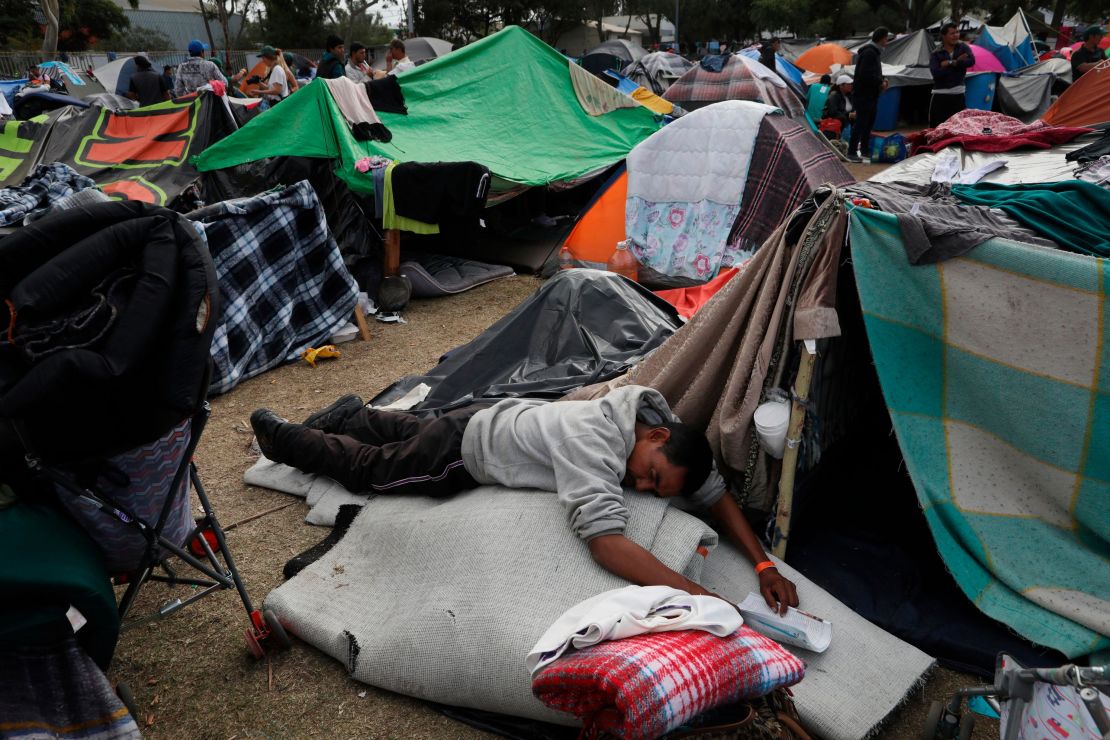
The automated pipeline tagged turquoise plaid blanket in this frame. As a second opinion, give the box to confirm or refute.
[849,207,1110,658]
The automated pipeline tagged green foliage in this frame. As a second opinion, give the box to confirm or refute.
[261,0,338,47]
[99,25,173,51]
[56,0,130,50]
[0,0,38,46]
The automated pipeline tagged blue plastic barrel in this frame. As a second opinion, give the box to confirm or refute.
[964,73,997,111]
[873,86,902,130]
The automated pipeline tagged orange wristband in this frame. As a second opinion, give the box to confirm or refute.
[755,560,777,574]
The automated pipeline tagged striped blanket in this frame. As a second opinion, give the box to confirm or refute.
[849,207,1110,658]
[532,627,805,740]
[662,56,805,116]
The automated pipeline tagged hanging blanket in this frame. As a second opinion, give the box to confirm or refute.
[532,627,805,740]
[191,180,358,394]
[849,207,1110,658]
[0,162,95,226]
[569,62,640,116]
[907,109,1091,153]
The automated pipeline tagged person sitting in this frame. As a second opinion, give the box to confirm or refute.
[318,34,346,80]
[1072,26,1106,79]
[386,39,416,76]
[126,56,170,107]
[248,46,290,107]
[345,42,379,83]
[250,386,801,613]
[823,74,855,135]
[928,22,975,127]
[173,39,222,97]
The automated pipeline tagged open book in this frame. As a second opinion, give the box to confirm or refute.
[737,592,832,653]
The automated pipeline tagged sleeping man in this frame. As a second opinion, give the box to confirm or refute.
[251,384,799,613]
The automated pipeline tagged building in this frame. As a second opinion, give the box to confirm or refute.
[109,0,244,49]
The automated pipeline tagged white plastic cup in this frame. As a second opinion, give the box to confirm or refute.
[753,400,791,459]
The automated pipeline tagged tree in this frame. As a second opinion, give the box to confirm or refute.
[199,0,257,51]
[100,25,173,51]
[0,0,38,47]
[261,0,338,47]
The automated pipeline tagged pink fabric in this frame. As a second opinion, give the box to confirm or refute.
[969,45,1005,72]
[908,109,1091,154]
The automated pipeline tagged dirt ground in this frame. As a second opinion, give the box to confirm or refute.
[109,250,999,738]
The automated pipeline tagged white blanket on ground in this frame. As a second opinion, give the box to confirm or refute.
[256,470,935,737]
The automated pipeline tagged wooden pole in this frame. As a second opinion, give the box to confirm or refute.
[384,229,401,276]
[771,341,817,559]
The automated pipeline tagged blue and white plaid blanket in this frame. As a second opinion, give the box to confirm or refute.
[0,162,95,226]
[193,181,359,394]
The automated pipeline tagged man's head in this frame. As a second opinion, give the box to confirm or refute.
[260,45,278,64]
[872,27,891,46]
[390,39,406,60]
[836,73,853,93]
[327,34,345,57]
[134,55,152,71]
[350,42,367,64]
[163,65,173,75]
[768,37,780,52]
[1084,26,1104,49]
[940,22,959,45]
[624,422,713,499]
[187,39,209,57]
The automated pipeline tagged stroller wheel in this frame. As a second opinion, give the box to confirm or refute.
[922,700,943,740]
[958,713,975,740]
[116,682,138,718]
[263,609,292,649]
[244,627,266,660]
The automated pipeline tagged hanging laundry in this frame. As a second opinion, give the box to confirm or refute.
[390,161,490,226]
[323,77,391,142]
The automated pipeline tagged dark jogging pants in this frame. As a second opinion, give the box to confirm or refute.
[848,94,878,158]
[273,404,493,496]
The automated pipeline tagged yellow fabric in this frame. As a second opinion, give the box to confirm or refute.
[383,161,439,234]
[630,87,674,115]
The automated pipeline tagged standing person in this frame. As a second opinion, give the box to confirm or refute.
[248,46,289,107]
[928,23,974,128]
[126,56,170,107]
[760,37,780,70]
[848,27,890,163]
[318,35,346,79]
[345,42,374,82]
[386,39,415,75]
[1072,26,1106,79]
[161,65,175,92]
[173,40,222,97]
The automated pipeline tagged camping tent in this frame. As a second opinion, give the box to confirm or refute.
[996,58,1072,122]
[0,92,235,207]
[976,10,1037,71]
[662,55,806,117]
[562,101,852,277]
[1042,62,1110,127]
[881,29,934,67]
[93,56,139,97]
[622,51,695,95]
[735,49,808,100]
[795,43,853,74]
[196,26,661,196]
[582,39,648,77]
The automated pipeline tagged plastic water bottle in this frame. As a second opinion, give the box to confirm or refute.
[607,239,639,282]
[558,245,574,270]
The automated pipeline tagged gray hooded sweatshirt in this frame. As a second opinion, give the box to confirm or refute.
[460,385,726,541]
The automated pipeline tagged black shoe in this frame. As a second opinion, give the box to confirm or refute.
[250,409,289,460]
[302,394,364,432]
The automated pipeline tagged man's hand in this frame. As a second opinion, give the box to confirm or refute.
[759,568,799,615]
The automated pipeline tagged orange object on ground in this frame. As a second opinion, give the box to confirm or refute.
[795,43,854,74]
[653,267,740,319]
[562,168,628,268]
[1042,64,1110,127]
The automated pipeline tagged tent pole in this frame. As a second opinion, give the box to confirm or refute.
[771,340,817,559]
[384,228,401,276]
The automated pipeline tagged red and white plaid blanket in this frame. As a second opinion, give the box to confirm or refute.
[908,109,1090,153]
[532,626,806,740]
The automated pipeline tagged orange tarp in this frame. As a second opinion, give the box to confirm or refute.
[563,170,627,266]
[1043,64,1110,128]
[653,267,739,319]
[795,44,854,74]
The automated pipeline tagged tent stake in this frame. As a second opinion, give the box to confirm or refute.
[771,340,817,559]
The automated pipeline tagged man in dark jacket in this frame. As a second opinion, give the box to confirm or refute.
[760,37,780,71]
[318,34,346,80]
[848,27,890,162]
[127,56,170,107]
[1072,26,1106,79]
[928,23,975,127]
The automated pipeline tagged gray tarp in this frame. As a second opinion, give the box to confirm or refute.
[622,51,696,95]
[996,58,1072,122]
[881,29,934,67]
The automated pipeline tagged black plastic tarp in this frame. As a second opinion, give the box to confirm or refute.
[370,269,682,413]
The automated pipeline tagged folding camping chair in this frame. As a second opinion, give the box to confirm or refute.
[0,200,288,660]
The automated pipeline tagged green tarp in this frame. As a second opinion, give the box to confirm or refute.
[194,26,661,195]
[850,207,1110,658]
